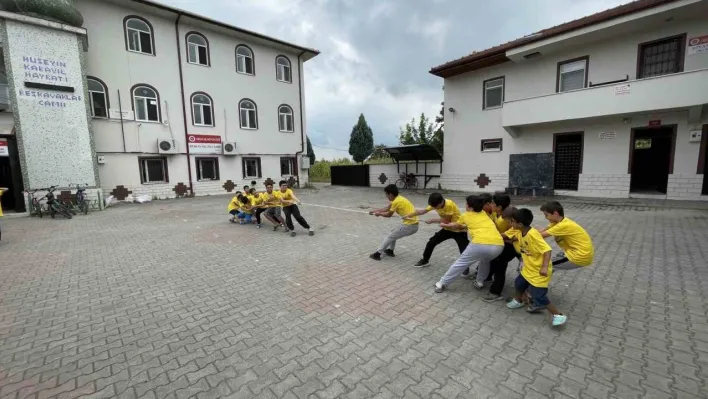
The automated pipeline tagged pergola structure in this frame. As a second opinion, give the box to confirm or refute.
[383,144,443,189]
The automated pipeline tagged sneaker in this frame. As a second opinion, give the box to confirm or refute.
[552,314,568,327]
[308,229,315,236]
[506,299,524,309]
[461,268,470,277]
[414,259,429,268]
[434,282,446,293]
[472,280,484,290]
[482,293,504,303]
[384,249,395,257]
[229,218,237,224]
[256,224,262,229]
[526,304,547,314]
[283,227,291,233]
[369,252,381,261]
[273,225,280,231]
[290,231,296,237]
[464,269,478,280]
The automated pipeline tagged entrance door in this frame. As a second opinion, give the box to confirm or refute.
[702,125,708,195]
[630,126,675,194]
[0,135,25,212]
[554,133,583,190]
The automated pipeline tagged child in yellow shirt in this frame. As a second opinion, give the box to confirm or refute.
[369,184,419,260]
[0,187,6,242]
[505,208,567,327]
[227,191,242,223]
[539,201,594,270]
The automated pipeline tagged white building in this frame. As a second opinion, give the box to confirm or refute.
[0,0,318,213]
[431,0,708,200]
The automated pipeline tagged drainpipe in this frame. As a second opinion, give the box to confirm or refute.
[295,50,307,187]
[174,12,194,195]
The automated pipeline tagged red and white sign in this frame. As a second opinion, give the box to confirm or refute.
[648,120,662,127]
[688,35,708,55]
[0,139,8,157]
[187,134,222,154]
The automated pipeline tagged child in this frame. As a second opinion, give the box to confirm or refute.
[368,184,419,261]
[505,208,567,327]
[227,191,242,223]
[402,193,468,268]
[538,201,594,270]
[236,194,254,225]
[251,189,267,228]
[483,195,521,302]
[0,187,6,242]
[261,182,288,232]
[434,195,504,292]
[278,180,314,237]
[462,193,496,278]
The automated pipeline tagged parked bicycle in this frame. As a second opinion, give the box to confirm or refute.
[395,173,418,190]
[26,188,46,218]
[64,183,90,215]
[27,186,73,219]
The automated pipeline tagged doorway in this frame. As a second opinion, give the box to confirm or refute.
[0,134,25,213]
[553,132,583,191]
[701,124,707,195]
[629,126,675,194]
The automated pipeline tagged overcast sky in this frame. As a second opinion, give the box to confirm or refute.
[159,0,628,160]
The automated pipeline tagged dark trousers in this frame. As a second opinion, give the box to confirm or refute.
[255,208,266,224]
[283,204,310,230]
[422,229,469,261]
[489,242,521,296]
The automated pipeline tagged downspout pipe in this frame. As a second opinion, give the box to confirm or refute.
[295,50,307,187]
[175,12,194,195]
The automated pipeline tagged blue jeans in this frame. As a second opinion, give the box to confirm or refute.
[514,275,550,307]
[237,212,253,223]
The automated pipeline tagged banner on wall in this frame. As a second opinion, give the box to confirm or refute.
[0,139,8,157]
[688,35,708,55]
[187,134,222,154]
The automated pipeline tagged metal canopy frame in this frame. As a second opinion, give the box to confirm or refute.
[383,144,443,188]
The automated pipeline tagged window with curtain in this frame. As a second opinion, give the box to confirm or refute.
[239,100,257,129]
[558,58,587,92]
[483,77,504,109]
[133,86,160,122]
[191,93,213,126]
[236,45,254,75]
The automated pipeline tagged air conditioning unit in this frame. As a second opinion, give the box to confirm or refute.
[157,138,178,154]
[223,142,237,155]
[300,156,311,169]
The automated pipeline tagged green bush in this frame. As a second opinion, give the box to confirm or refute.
[309,158,354,182]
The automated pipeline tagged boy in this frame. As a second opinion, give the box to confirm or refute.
[278,180,314,237]
[251,189,268,228]
[262,182,289,232]
[434,195,504,292]
[227,191,242,223]
[236,194,254,225]
[368,184,419,260]
[505,208,567,327]
[402,193,468,268]
[539,201,594,270]
[483,195,521,302]
[462,194,496,278]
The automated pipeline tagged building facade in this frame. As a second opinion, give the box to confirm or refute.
[431,0,708,200]
[0,0,318,213]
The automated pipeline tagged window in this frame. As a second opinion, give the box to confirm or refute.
[139,157,168,184]
[276,55,292,83]
[236,45,254,75]
[280,157,295,176]
[239,99,258,129]
[242,157,261,178]
[87,77,108,118]
[481,138,502,152]
[132,85,160,122]
[191,93,214,127]
[278,105,294,132]
[186,32,209,66]
[196,157,219,181]
[638,34,685,79]
[483,77,504,109]
[557,57,588,92]
[125,16,154,55]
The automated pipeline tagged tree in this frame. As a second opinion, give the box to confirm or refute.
[430,102,444,155]
[398,113,434,146]
[369,144,391,161]
[348,113,374,163]
[306,136,316,165]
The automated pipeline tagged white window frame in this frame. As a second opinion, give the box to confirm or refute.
[196,157,219,181]
[140,158,168,184]
[483,77,504,109]
[243,158,260,178]
[558,58,588,93]
[186,33,209,66]
[125,17,154,55]
[278,105,294,132]
[239,100,258,130]
[481,138,503,152]
[87,78,108,118]
[280,157,295,176]
[133,86,160,123]
[191,93,214,127]
[276,56,292,83]
[236,45,254,75]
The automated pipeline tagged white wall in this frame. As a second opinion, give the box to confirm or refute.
[368,163,442,190]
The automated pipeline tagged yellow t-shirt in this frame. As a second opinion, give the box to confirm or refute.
[505,227,522,254]
[425,199,460,231]
[546,217,594,266]
[493,212,510,233]
[239,196,254,214]
[261,191,281,208]
[458,211,504,246]
[227,196,240,213]
[279,188,296,205]
[390,196,418,225]
[252,193,265,208]
[507,228,553,288]
[0,189,4,217]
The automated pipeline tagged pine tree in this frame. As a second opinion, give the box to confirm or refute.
[306,136,316,165]
[431,102,444,155]
[348,114,374,163]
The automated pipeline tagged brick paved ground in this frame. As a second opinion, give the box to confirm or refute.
[1,185,707,399]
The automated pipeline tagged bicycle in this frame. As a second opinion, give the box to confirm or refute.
[26,188,46,218]
[33,186,73,219]
[64,183,90,215]
[395,173,418,190]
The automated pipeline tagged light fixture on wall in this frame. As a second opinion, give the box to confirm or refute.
[448,107,455,113]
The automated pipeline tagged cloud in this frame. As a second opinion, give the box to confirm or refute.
[158,0,629,160]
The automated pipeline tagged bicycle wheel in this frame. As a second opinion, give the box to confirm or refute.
[409,179,418,190]
[54,204,73,219]
[81,201,89,215]
[395,179,406,189]
[33,202,43,218]
[49,206,56,219]
[64,201,78,215]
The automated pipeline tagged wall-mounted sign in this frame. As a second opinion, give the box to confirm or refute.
[109,109,135,120]
[689,130,703,143]
[187,134,222,154]
[598,132,616,140]
[635,138,652,149]
[648,120,662,127]
[687,35,708,55]
[614,84,631,95]
[0,139,8,157]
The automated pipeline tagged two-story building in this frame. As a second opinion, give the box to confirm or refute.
[431,0,708,200]
[0,0,318,213]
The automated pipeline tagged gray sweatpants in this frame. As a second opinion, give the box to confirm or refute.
[377,224,419,253]
[439,243,503,286]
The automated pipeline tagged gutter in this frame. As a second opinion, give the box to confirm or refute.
[174,12,194,195]
[294,50,306,187]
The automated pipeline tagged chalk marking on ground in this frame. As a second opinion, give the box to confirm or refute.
[301,203,371,214]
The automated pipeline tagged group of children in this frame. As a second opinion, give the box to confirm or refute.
[369,184,594,327]
[227,180,314,237]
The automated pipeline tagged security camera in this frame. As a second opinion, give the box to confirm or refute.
[448,107,455,113]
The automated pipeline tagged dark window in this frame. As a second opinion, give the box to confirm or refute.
[638,35,685,79]
[139,157,168,184]
[278,105,294,132]
[125,17,155,55]
[242,157,261,178]
[236,45,255,75]
[133,85,160,122]
[239,99,258,129]
[480,138,502,152]
[557,57,588,92]
[87,78,108,118]
[187,33,209,66]
[280,157,295,175]
[483,77,504,109]
[276,55,292,83]
[191,93,214,127]
[196,158,219,180]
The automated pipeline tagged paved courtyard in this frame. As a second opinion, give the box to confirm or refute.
[1,185,708,399]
